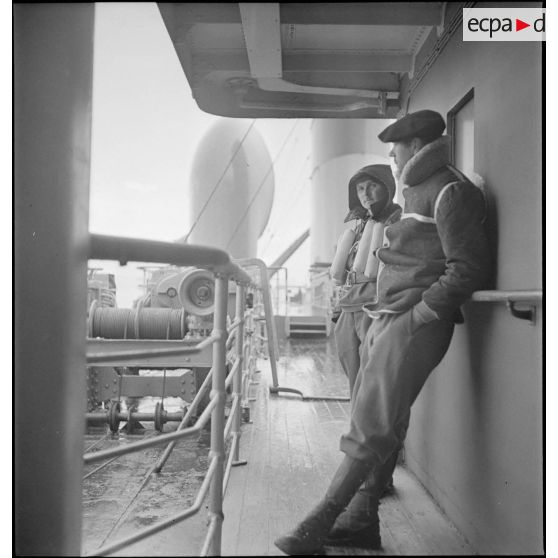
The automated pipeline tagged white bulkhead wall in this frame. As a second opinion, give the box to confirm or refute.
[309,119,394,265]
[188,120,274,259]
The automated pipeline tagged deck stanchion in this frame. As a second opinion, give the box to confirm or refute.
[238,258,350,402]
[235,258,280,386]
[232,284,248,466]
[207,274,228,556]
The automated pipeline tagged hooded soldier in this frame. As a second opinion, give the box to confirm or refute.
[330,164,401,395]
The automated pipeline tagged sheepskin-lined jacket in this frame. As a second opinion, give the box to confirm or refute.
[364,136,492,323]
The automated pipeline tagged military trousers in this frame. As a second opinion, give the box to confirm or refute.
[334,309,373,397]
[340,309,454,466]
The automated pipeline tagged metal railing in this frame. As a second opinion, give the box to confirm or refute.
[470,289,542,324]
[83,234,273,556]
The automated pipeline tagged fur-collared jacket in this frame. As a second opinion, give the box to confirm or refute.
[364,136,492,322]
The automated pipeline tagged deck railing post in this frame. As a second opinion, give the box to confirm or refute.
[233,284,245,461]
[207,273,228,556]
[234,259,280,386]
[242,310,253,403]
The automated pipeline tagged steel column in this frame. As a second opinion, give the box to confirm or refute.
[233,284,245,462]
[14,4,95,555]
[207,275,228,555]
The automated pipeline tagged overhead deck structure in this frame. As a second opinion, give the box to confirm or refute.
[157,2,453,119]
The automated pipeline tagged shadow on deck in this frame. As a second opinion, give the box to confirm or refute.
[222,336,474,556]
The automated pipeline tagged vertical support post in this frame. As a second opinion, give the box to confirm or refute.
[243,311,253,400]
[233,284,245,460]
[258,269,280,387]
[14,4,94,555]
[207,274,228,556]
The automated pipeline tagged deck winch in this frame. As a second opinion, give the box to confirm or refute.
[88,301,188,339]
[86,266,216,431]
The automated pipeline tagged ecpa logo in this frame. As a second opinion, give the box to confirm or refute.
[463,8,545,41]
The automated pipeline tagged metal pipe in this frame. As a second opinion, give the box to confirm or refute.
[86,333,219,365]
[154,366,215,473]
[235,258,280,387]
[89,233,230,268]
[83,455,121,481]
[85,411,184,423]
[200,514,220,557]
[84,432,110,453]
[233,284,245,462]
[84,456,219,557]
[227,318,243,333]
[83,396,217,464]
[470,290,542,302]
[207,274,228,556]
[82,432,160,481]
[89,234,253,287]
[223,394,240,440]
[225,329,236,350]
[222,432,240,497]
[225,359,241,390]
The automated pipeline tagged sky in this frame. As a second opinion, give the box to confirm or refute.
[88,3,312,306]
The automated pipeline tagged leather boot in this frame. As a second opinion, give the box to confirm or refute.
[274,455,370,555]
[324,449,399,549]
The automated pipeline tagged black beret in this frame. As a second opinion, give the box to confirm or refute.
[378,109,446,143]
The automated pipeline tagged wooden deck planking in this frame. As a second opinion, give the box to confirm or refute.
[222,336,475,556]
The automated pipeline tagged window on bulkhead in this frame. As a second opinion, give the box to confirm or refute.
[448,89,475,176]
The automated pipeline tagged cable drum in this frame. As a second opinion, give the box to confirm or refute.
[89,305,187,340]
[137,308,186,339]
[89,307,136,339]
[178,269,215,316]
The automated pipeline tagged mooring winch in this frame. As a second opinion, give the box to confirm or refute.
[86,266,216,431]
[86,400,186,433]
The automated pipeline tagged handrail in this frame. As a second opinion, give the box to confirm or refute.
[90,233,253,285]
[470,289,542,302]
[470,289,542,323]
[86,333,219,364]
[90,233,230,268]
[84,234,264,556]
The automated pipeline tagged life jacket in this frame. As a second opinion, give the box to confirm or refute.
[330,164,399,287]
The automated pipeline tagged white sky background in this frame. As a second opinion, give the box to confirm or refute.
[88,3,312,307]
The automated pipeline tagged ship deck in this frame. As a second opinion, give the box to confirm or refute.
[82,336,474,556]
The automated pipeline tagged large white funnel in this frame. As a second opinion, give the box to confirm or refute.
[188,120,274,258]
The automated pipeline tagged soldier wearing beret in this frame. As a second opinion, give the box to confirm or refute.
[275,110,492,555]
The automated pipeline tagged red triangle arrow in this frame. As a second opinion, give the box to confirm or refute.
[516,18,530,31]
